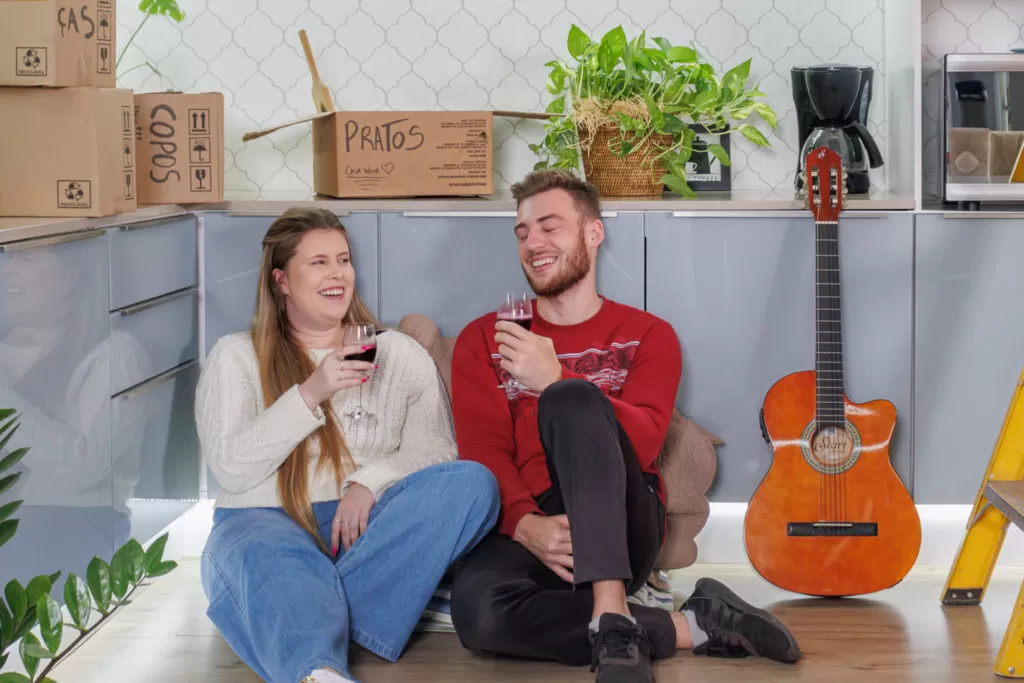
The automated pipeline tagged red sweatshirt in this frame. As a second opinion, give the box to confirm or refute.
[450,297,683,538]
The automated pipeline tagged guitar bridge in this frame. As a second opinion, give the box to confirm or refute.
[787,522,878,537]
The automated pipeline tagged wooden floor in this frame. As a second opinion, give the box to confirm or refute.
[46,559,1023,683]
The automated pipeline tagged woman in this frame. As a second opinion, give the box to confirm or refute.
[196,207,499,683]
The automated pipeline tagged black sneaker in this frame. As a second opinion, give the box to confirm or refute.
[681,577,801,663]
[588,613,655,683]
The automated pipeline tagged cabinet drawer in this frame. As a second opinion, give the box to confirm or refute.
[109,216,197,310]
[110,288,198,396]
[113,360,200,504]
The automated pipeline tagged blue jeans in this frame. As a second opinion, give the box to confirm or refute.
[200,461,499,683]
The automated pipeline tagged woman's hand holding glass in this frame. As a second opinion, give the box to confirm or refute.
[298,343,375,412]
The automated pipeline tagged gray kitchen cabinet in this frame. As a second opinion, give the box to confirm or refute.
[913,213,1024,503]
[378,210,645,337]
[109,215,198,310]
[646,211,915,502]
[0,229,119,593]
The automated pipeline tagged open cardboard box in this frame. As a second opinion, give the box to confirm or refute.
[243,109,551,199]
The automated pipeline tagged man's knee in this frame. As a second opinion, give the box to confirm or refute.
[538,378,609,420]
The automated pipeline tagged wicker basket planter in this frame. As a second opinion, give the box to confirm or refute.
[579,123,674,197]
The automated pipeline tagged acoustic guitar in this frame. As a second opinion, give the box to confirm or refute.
[742,147,921,597]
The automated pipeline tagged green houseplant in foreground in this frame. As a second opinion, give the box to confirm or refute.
[532,24,778,198]
[0,409,177,683]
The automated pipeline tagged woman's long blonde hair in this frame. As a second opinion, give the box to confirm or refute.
[250,207,379,552]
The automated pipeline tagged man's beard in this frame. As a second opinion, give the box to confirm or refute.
[523,230,591,297]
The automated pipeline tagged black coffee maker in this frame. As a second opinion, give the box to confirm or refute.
[792,64,883,195]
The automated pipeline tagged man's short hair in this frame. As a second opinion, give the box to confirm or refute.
[510,169,601,224]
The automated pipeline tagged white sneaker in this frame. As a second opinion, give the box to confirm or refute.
[301,669,354,683]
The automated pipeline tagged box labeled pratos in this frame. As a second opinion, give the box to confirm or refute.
[0,0,115,86]
[134,92,224,204]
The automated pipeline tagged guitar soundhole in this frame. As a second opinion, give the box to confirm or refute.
[810,426,854,468]
[801,420,861,474]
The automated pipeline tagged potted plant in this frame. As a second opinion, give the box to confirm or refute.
[531,25,778,198]
[0,409,177,683]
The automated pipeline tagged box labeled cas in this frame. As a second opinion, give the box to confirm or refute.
[0,87,137,217]
[244,110,533,198]
[0,0,115,87]
[134,92,224,204]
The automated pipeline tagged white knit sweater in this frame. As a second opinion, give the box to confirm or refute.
[195,329,458,509]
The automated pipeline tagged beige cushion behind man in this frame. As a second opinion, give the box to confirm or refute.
[398,313,717,571]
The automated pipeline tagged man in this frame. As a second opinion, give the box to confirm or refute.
[448,169,801,682]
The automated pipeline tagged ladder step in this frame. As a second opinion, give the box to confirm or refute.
[984,480,1024,529]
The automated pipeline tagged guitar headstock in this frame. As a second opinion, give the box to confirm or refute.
[804,147,847,222]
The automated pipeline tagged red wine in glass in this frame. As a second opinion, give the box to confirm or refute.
[498,313,532,331]
[346,344,377,363]
[342,323,376,422]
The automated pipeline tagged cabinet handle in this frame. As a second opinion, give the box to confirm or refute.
[0,228,106,252]
[669,210,890,218]
[120,215,193,231]
[941,212,1024,219]
[400,211,619,218]
[115,360,197,400]
[117,286,197,317]
[227,210,351,217]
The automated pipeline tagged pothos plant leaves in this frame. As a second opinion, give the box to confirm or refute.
[533,24,778,198]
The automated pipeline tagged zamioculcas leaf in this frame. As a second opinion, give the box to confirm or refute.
[0,500,21,522]
[109,548,129,599]
[0,417,20,454]
[86,557,112,614]
[48,571,61,587]
[0,520,17,549]
[0,652,6,669]
[0,598,12,646]
[64,574,92,630]
[0,672,31,683]
[146,560,177,578]
[26,575,52,605]
[36,594,62,654]
[143,532,168,573]
[121,539,146,584]
[0,472,20,498]
[4,580,26,623]
[0,446,26,476]
[19,632,43,677]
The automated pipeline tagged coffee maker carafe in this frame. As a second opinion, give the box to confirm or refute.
[792,64,883,195]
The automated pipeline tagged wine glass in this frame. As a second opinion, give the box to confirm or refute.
[497,291,533,330]
[343,323,376,422]
[497,292,532,392]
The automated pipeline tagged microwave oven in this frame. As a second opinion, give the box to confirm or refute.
[943,53,1024,207]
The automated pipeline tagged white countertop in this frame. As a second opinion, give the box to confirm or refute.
[0,189,920,244]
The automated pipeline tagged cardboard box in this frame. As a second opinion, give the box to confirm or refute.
[0,87,137,217]
[0,0,115,87]
[134,92,224,204]
[244,110,515,198]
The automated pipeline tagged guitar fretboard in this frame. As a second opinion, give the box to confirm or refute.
[815,219,844,428]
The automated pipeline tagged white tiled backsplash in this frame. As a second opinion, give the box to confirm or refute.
[116,0,888,200]
[922,0,1024,200]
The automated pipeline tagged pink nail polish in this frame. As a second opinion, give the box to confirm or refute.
[361,345,371,351]
[373,364,379,369]
[362,377,368,383]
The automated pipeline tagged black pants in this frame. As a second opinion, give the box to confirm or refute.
[449,379,677,666]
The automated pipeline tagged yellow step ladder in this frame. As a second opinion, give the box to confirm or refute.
[943,366,1024,677]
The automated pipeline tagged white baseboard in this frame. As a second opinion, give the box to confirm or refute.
[695,502,1024,568]
[176,500,1024,570]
